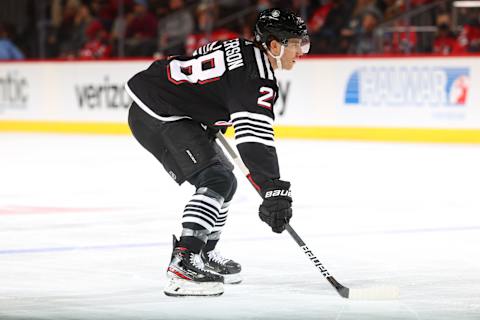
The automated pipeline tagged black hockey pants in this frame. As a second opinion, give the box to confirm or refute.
[128,102,237,201]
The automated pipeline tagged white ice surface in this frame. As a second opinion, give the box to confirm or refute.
[0,133,479,320]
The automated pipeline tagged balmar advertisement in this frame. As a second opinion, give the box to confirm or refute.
[274,56,479,129]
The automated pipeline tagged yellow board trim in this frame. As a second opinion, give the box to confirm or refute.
[1,120,480,144]
[271,126,480,144]
[0,120,130,135]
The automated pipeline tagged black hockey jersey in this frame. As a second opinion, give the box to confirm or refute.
[126,38,280,187]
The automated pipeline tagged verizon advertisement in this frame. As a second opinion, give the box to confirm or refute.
[0,57,479,129]
[0,61,149,122]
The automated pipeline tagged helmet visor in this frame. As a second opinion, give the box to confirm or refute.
[287,35,310,54]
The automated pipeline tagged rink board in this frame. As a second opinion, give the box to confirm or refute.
[0,56,479,143]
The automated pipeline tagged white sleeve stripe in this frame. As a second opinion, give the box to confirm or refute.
[235,136,276,147]
[254,47,266,79]
[125,83,191,122]
[233,121,273,131]
[235,128,274,138]
[230,111,273,125]
[235,129,273,139]
[234,125,273,136]
[232,115,272,124]
[263,53,274,80]
[236,131,274,141]
[233,118,272,130]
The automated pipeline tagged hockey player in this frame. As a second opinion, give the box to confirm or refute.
[126,8,310,296]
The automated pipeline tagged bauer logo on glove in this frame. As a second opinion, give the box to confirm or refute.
[264,189,292,198]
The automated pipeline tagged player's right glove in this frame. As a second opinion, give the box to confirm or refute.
[259,179,292,233]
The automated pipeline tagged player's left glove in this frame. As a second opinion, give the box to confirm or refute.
[259,179,292,233]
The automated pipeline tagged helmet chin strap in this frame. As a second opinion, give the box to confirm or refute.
[263,44,285,70]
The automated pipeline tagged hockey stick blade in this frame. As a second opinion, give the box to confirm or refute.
[347,286,400,300]
[216,133,400,300]
[287,224,399,300]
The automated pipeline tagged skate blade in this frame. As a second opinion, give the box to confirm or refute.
[224,273,242,285]
[164,278,224,297]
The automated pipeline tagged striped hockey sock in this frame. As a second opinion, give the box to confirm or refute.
[213,200,230,233]
[180,188,224,253]
[205,201,230,251]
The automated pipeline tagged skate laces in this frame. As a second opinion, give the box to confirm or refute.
[189,252,217,274]
[189,252,204,268]
[207,250,230,265]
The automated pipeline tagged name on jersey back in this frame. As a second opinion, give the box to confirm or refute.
[223,39,244,71]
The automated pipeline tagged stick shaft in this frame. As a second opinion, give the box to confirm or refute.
[215,133,349,298]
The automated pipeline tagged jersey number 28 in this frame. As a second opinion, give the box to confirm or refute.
[167,51,226,85]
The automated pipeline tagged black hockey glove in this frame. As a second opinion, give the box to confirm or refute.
[259,179,292,233]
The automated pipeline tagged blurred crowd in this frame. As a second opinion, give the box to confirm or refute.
[0,0,479,60]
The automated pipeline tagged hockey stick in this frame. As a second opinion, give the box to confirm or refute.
[216,133,399,300]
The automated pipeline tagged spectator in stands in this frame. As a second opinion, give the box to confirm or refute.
[217,0,251,18]
[2,0,467,58]
[110,0,134,56]
[382,0,403,20]
[411,0,434,7]
[291,0,315,20]
[78,19,112,59]
[457,9,480,53]
[89,0,116,31]
[150,0,170,19]
[0,22,24,60]
[125,0,157,57]
[347,8,381,54]
[236,1,264,42]
[185,2,238,55]
[55,0,80,55]
[242,0,272,33]
[310,0,355,53]
[308,0,333,53]
[158,0,194,56]
[60,4,98,58]
[382,19,417,54]
[433,24,459,55]
[308,0,333,32]
[347,0,380,33]
[432,12,460,55]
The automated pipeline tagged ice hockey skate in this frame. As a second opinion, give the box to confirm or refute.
[164,239,224,297]
[202,249,242,284]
